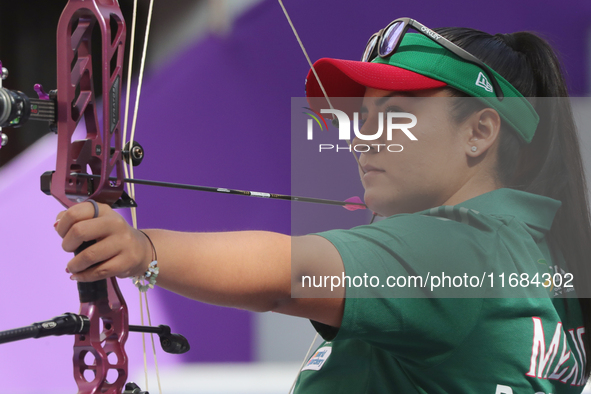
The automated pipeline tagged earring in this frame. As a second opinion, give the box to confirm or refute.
[471,146,478,152]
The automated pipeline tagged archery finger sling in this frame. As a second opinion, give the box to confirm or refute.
[73,200,100,257]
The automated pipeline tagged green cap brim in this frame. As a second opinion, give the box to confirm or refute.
[373,34,539,143]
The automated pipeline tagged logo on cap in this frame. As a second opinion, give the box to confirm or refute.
[475,72,494,93]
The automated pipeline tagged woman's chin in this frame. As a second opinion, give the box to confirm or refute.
[364,192,410,218]
[364,195,391,217]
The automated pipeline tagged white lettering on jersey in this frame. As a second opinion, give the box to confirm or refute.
[495,384,513,394]
[526,318,562,378]
[548,331,571,380]
[526,317,587,387]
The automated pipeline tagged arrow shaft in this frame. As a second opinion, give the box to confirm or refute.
[72,173,367,208]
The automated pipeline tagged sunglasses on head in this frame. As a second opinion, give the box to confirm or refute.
[361,18,504,101]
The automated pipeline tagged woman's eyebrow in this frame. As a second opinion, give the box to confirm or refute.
[375,91,414,107]
[360,91,416,112]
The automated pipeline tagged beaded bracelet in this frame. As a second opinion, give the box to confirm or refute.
[132,230,159,292]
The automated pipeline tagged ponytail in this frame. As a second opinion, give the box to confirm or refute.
[435,27,591,379]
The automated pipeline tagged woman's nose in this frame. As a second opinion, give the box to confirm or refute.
[352,118,385,154]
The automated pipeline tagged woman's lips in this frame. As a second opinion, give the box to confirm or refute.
[361,165,385,178]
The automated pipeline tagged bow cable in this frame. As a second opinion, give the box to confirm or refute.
[121,0,162,393]
[122,0,139,188]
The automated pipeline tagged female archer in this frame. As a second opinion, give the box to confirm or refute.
[55,18,591,393]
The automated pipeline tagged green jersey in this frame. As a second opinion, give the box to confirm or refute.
[294,188,586,393]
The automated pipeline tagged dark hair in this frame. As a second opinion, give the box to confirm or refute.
[433,27,591,379]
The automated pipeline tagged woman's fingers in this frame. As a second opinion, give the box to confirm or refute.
[66,231,151,281]
[60,214,128,253]
[55,201,109,238]
[68,252,138,282]
[66,232,124,273]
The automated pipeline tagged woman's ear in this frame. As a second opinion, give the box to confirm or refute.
[464,108,502,157]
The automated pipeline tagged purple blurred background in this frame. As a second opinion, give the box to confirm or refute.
[0,0,590,392]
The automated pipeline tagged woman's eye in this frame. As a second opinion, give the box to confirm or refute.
[385,105,404,113]
[384,105,411,123]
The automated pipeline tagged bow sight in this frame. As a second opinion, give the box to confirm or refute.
[0,64,57,132]
[0,64,8,147]
[0,63,144,207]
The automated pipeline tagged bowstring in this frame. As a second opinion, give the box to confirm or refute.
[277,2,374,392]
[122,0,162,392]
[277,0,363,172]
[123,3,372,393]
[288,332,319,394]
[277,2,336,392]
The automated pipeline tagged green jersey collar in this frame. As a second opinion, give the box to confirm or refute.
[453,188,561,233]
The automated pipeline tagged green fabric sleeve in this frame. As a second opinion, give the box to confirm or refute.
[312,213,492,367]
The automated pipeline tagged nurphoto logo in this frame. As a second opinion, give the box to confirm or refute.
[304,107,418,153]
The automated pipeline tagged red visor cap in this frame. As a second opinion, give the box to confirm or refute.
[305,58,448,116]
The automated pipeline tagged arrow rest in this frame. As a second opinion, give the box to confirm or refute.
[40,170,138,209]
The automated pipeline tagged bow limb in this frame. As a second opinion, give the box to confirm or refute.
[53,1,129,392]
[55,1,164,392]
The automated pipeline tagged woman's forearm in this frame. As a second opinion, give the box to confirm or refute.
[142,229,292,312]
[56,201,344,326]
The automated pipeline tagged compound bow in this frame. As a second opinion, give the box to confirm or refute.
[0,1,189,393]
[0,1,368,393]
